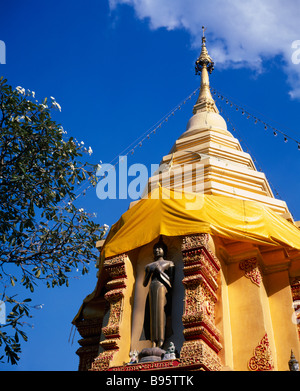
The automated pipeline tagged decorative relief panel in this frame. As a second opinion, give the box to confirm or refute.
[239,258,262,287]
[290,277,300,340]
[90,254,128,371]
[180,234,222,371]
[75,317,103,371]
[248,333,274,371]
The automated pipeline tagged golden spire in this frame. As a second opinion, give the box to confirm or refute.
[193,27,219,114]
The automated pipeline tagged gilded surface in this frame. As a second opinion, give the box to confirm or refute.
[90,254,129,371]
[239,258,262,287]
[180,233,222,370]
[291,278,300,340]
[248,333,274,371]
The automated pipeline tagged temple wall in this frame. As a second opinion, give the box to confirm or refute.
[225,260,275,370]
[84,233,299,371]
[265,270,300,370]
[214,236,300,371]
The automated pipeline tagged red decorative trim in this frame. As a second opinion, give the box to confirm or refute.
[108,359,181,372]
[239,258,262,287]
[180,234,222,371]
[90,254,129,371]
[290,278,300,340]
[248,333,274,371]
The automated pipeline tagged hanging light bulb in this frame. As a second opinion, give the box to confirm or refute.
[264,125,268,130]
[254,118,258,124]
[284,137,288,143]
[242,110,245,115]
[298,143,300,150]
[273,131,277,137]
[247,114,250,119]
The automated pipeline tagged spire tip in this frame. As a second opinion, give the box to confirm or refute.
[195,27,214,75]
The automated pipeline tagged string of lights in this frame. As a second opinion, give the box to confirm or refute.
[107,87,200,165]
[211,86,300,149]
[53,87,200,210]
[217,102,283,200]
[51,84,298,211]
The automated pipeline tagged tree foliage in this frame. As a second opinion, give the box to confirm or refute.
[0,77,105,364]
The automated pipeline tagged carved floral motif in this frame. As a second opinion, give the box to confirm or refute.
[180,233,222,371]
[239,258,262,287]
[290,277,300,340]
[90,254,128,371]
[248,333,274,371]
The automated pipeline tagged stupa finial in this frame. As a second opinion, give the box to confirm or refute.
[195,26,215,75]
[193,27,218,114]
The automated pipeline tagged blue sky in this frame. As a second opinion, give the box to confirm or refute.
[1,0,300,370]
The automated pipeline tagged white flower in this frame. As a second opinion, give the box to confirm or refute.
[16,86,25,95]
[50,96,55,100]
[78,208,84,213]
[39,103,48,111]
[81,141,84,145]
[26,89,35,98]
[103,224,109,231]
[51,101,61,112]
[70,164,75,171]
[88,146,93,156]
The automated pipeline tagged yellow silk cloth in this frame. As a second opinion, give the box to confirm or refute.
[100,186,300,261]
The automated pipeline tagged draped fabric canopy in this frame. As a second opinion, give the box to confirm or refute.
[100,186,300,262]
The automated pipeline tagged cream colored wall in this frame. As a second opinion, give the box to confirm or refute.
[224,261,273,370]
[215,256,234,370]
[215,238,300,371]
[265,270,300,370]
[115,257,135,366]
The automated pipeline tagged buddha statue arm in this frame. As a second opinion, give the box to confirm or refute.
[143,265,152,287]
